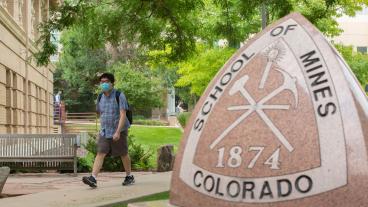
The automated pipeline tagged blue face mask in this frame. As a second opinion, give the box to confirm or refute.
[100,83,111,92]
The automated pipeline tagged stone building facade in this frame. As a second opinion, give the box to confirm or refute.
[0,0,58,134]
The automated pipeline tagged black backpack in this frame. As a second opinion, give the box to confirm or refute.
[97,91,133,124]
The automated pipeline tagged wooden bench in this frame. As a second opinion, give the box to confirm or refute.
[0,134,80,175]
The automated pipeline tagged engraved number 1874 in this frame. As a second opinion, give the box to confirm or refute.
[216,146,281,169]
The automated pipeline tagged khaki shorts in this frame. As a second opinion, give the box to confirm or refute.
[97,130,128,157]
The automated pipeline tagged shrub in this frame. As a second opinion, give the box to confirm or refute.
[128,136,153,170]
[133,115,146,120]
[77,153,95,172]
[177,112,191,128]
[133,119,168,126]
[78,133,153,172]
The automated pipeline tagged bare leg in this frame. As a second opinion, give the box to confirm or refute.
[92,153,106,177]
[121,154,131,176]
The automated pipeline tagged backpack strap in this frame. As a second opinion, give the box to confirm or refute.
[115,91,120,107]
[97,93,102,113]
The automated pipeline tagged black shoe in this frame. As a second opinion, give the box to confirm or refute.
[122,175,135,186]
[82,175,97,188]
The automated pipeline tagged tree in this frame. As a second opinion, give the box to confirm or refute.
[175,45,236,96]
[36,0,204,66]
[36,0,367,66]
[206,0,261,47]
[174,1,368,98]
[111,62,164,116]
[335,44,368,91]
[55,27,109,112]
[206,0,368,44]
[41,0,368,106]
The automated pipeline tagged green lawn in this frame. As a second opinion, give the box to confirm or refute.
[110,191,169,207]
[68,124,183,150]
[129,125,183,168]
[129,126,182,149]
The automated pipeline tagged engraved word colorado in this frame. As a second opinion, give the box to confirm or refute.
[179,18,347,203]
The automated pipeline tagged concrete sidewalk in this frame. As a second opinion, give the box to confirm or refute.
[0,171,171,207]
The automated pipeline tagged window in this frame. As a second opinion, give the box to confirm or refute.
[12,73,16,108]
[357,46,367,54]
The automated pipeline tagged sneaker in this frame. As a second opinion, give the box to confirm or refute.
[82,175,97,188]
[122,175,135,186]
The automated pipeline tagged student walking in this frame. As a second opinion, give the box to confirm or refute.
[82,73,134,188]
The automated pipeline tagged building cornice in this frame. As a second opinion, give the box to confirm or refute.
[0,6,27,48]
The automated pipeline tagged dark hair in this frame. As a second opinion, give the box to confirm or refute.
[99,73,115,83]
